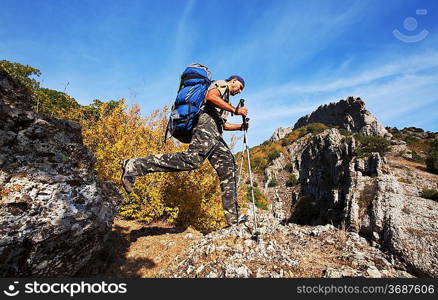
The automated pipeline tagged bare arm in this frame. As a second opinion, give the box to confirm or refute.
[205,89,248,116]
[223,122,243,131]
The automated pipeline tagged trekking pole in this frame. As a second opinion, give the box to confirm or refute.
[236,101,246,187]
[237,137,246,187]
[238,99,260,242]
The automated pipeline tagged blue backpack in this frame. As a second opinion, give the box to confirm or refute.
[165,63,212,143]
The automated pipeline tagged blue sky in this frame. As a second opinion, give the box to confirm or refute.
[1,0,437,147]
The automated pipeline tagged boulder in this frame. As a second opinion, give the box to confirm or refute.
[0,70,122,276]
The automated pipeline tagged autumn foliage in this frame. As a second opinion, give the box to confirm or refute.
[80,100,249,231]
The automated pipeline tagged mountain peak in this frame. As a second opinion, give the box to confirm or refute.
[293,96,391,138]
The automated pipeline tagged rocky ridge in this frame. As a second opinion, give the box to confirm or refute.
[270,126,293,142]
[259,97,438,277]
[294,96,392,138]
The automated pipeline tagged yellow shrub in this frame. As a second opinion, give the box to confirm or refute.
[81,100,247,232]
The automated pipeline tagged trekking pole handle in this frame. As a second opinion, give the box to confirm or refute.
[238,98,245,108]
[237,99,249,125]
[234,98,244,116]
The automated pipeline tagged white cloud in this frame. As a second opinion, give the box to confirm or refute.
[247,50,438,102]
[213,1,367,76]
[172,0,196,66]
[241,49,438,146]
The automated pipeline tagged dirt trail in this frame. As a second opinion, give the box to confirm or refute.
[76,218,202,278]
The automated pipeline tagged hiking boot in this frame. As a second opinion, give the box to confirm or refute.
[121,159,136,193]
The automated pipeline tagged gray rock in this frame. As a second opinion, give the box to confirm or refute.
[366,266,382,278]
[261,97,437,277]
[270,126,293,142]
[0,70,122,277]
[293,96,391,138]
[160,211,411,278]
[280,127,438,277]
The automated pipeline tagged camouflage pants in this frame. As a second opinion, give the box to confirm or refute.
[124,113,239,225]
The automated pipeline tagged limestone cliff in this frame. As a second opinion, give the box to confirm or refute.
[258,97,438,277]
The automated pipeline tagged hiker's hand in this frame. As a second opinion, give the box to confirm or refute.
[237,107,248,116]
[240,122,249,131]
[236,107,248,116]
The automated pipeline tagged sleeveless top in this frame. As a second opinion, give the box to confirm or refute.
[203,80,231,127]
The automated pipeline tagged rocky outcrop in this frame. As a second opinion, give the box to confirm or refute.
[387,127,438,160]
[0,70,122,276]
[160,211,412,278]
[270,126,293,142]
[259,96,438,277]
[269,127,438,277]
[388,127,438,140]
[293,96,391,138]
[370,175,438,277]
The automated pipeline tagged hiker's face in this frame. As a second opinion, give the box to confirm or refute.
[229,79,244,96]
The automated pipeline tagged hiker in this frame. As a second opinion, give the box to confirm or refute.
[121,75,248,226]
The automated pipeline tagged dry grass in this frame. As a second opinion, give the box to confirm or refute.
[75,217,202,278]
[398,177,413,184]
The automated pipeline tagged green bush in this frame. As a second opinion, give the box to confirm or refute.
[304,123,328,135]
[286,174,299,187]
[280,138,290,147]
[261,140,271,147]
[338,128,352,136]
[267,150,281,163]
[268,178,277,187]
[425,139,438,174]
[341,136,353,144]
[284,163,293,173]
[252,157,269,174]
[0,60,119,124]
[392,131,402,140]
[0,60,41,95]
[355,135,390,158]
[246,187,268,210]
[420,189,438,201]
[404,135,420,145]
[411,150,425,163]
[426,151,438,174]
